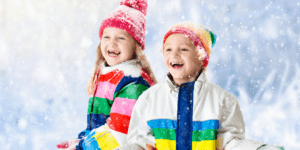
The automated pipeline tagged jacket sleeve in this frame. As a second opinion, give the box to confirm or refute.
[108,81,149,133]
[117,92,155,150]
[217,95,265,150]
[77,130,86,139]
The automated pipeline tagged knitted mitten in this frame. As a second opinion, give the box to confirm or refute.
[57,138,80,149]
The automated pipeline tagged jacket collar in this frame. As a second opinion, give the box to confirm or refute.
[166,73,180,93]
[166,72,207,93]
[101,59,139,74]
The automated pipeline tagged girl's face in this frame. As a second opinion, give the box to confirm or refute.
[101,27,137,66]
[163,34,203,85]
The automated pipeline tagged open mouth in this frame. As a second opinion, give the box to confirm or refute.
[108,50,120,57]
[170,62,183,69]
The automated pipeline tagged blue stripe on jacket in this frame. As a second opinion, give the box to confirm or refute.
[176,82,195,150]
[114,76,150,95]
[78,113,110,139]
[147,119,177,129]
[147,119,219,131]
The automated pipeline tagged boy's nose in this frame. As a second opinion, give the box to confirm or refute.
[170,50,180,58]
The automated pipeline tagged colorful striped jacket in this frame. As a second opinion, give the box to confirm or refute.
[76,59,154,150]
[119,73,265,150]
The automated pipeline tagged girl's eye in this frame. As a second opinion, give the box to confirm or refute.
[118,37,125,40]
[165,48,172,51]
[103,36,110,39]
[181,48,188,51]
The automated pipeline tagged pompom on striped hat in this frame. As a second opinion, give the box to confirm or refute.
[163,22,217,67]
[99,0,148,50]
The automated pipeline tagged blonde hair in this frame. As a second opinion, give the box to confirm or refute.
[86,42,157,96]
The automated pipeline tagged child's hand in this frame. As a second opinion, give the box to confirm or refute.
[146,144,156,150]
[57,139,80,150]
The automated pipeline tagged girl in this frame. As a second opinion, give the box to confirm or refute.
[118,22,284,150]
[57,0,157,149]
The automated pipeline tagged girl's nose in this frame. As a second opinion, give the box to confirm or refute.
[108,38,117,46]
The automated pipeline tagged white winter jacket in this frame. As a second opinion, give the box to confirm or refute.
[118,73,265,150]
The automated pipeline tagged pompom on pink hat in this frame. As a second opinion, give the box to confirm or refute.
[99,0,148,50]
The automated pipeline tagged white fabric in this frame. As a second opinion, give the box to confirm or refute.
[257,145,283,150]
[118,73,265,150]
[101,59,141,77]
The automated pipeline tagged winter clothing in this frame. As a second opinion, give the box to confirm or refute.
[99,0,148,50]
[118,73,265,150]
[257,145,285,150]
[75,0,151,149]
[76,59,154,150]
[56,139,80,149]
[163,22,217,67]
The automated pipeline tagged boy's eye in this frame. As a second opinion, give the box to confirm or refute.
[165,48,172,51]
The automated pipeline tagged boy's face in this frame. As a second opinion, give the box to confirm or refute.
[163,34,203,85]
[101,27,137,66]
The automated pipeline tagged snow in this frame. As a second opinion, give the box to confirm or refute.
[0,0,299,149]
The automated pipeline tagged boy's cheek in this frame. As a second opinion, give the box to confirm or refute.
[163,60,170,69]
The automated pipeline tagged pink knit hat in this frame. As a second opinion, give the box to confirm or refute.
[163,22,217,67]
[99,0,148,50]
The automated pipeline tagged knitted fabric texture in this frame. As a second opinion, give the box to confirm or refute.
[163,22,217,67]
[99,0,148,50]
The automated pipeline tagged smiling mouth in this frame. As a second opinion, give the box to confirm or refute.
[108,50,120,57]
[170,62,183,69]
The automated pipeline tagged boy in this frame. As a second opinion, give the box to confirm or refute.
[117,22,283,150]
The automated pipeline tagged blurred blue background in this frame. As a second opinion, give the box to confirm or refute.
[0,0,299,149]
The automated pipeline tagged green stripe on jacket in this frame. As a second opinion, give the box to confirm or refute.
[192,129,217,141]
[152,128,217,141]
[87,97,113,115]
[113,83,148,100]
[87,83,148,115]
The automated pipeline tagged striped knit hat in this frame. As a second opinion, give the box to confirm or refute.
[99,0,147,50]
[163,22,217,67]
